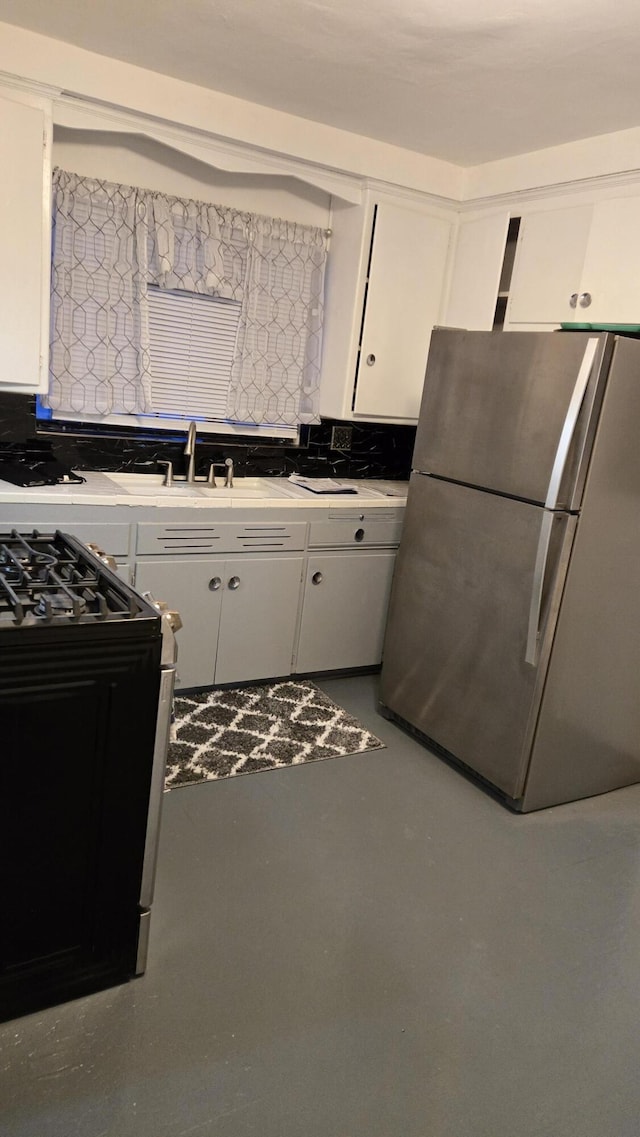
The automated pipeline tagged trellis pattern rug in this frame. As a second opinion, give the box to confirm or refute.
[166,679,385,788]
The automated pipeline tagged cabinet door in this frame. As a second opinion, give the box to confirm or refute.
[443,212,510,331]
[215,556,303,685]
[295,551,397,674]
[506,205,592,326]
[115,561,131,583]
[135,559,224,690]
[579,195,640,323]
[354,203,451,420]
[0,91,51,392]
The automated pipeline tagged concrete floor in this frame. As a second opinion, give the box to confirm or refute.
[2,673,640,1136]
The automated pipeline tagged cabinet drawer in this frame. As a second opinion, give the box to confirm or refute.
[137,520,307,555]
[229,522,306,552]
[309,518,403,548]
[137,523,232,555]
[11,520,131,557]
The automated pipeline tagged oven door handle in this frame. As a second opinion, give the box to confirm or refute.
[137,662,176,954]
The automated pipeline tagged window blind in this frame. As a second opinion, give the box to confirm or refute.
[147,285,241,421]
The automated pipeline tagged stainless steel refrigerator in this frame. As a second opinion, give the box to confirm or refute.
[380,328,640,811]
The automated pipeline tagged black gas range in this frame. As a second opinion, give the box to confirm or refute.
[0,530,177,1023]
[0,529,155,630]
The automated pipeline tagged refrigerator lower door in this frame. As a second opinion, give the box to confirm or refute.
[380,473,576,801]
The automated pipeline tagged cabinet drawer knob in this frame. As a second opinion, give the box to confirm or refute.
[312,571,323,585]
[569,292,578,308]
[208,576,222,591]
[354,528,365,542]
[228,575,241,590]
[578,292,592,308]
[366,353,376,366]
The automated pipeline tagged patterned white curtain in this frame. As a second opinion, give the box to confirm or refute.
[46,169,153,416]
[227,216,326,426]
[46,168,328,426]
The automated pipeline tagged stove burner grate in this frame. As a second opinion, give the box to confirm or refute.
[0,530,144,626]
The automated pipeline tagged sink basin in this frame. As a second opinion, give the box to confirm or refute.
[105,474,203,497]
[199,478,290,500]
[104,472,297,500]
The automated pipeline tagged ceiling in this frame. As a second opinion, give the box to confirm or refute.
[1,0,639,166]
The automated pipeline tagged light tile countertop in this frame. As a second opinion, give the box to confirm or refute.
[0,472,408,510]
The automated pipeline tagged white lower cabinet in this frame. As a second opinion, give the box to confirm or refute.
[214,556,303,685]
[135,555,303,690]
[135,558,223,690]
[295,551,397,674]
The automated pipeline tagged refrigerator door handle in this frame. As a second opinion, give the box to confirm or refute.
[525,511,555,666]
[544,337,599,509]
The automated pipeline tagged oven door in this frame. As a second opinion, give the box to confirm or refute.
[0,629,162,1023]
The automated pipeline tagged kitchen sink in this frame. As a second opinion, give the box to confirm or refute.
[104,473,298,500]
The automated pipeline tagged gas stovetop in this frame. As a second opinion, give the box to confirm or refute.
[0,530,152,627]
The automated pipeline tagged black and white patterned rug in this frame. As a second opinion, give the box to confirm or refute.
[166,679,385,788]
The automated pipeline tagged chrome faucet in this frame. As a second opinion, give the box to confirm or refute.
[206,457,234,488]
[184,421,197,483]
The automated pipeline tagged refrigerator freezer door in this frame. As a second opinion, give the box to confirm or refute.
[413,329,610,508]
[380,473,576,800]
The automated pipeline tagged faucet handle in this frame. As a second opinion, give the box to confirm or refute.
[158,460,173,487]
[206,462,217,487]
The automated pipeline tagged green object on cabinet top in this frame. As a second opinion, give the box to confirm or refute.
[561,322,640,334]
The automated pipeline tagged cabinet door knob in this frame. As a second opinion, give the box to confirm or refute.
[228,575,241,590]
[365,353,376,366]
[354,528,365,542]
[312,571,323,585]
[569,293,578,308]
[208,576,222,591]
[578,292,592,308]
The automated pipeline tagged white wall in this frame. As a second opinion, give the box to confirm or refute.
[0,20,463,201]
[53,129,331,228]
[463,125,640,202]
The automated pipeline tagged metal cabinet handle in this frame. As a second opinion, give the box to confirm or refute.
[366,353,376,366]
[208,576,222,591]
[569,293,578,308]
[578,292,592,308]
[354,528,365,542]
[228,576,241,590]
[312,571,323,585]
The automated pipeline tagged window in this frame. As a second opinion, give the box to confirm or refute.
[41,168,328,439]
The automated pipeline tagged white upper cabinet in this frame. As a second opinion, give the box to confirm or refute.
[506,205,592,326]
[320,195,452,424]
[506,195,640,328]
[578,196,640,323]
[353,203,451,420]
[442,211,510,331]
[0,89,52,393]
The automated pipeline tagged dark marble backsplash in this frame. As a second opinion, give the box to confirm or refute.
[0,393,416,481]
